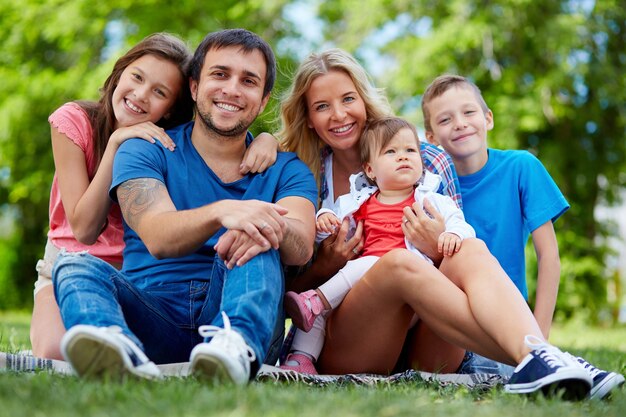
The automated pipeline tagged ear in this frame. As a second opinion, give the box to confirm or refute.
[363,162,375,182]
[259,93,271,114]
[425,130,439,146]
[485,109,494,131]
[190,77,198,103]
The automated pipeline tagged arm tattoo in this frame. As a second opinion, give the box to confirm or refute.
[117,178,165,229]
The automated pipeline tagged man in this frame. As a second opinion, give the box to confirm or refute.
[53,29,317,385]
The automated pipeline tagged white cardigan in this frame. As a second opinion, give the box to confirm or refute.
[315,170,475,263]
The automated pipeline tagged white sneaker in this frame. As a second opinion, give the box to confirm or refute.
[61,325,161,380]
[565,353,625,399]
[189,312,256,385]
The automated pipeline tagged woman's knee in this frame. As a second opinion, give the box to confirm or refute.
[455,238,493,259]
[375,249,436,286]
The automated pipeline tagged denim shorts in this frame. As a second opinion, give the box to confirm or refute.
[457,351,514,378]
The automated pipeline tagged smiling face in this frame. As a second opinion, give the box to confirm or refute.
[190,46,269,138]
[111,54,184,129]
[364,127,423,195]
[424,85,493,171]
[305,70,367,153]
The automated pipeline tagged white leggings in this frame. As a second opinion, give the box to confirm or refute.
[291,256,379,360]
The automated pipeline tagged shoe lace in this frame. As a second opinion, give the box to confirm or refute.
[198,312,256,363]
[567,353,602,378]
[100,325,152,367]
[524,334,566,369]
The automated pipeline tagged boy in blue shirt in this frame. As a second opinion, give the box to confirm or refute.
[421,74,623,399]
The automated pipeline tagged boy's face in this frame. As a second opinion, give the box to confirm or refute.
[364,128,423,192]
[425,85,493,164]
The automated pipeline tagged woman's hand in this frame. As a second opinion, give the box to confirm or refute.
[315,218,364,277]
[240,132,278,174]
[110,122,175,151]
[402,198,445,264]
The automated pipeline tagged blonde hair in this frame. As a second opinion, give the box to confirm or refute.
[422,74,489,132]
[278,49,392,186]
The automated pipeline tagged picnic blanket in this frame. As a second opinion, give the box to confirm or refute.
[0,351,505,389]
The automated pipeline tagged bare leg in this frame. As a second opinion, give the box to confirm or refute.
[319,242,545,374]
[318,250,510,374]
[30,285,66,360]
[405,321,466,373]
[438,238,544,363]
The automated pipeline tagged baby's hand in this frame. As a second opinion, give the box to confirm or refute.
[438,232,462,257]
[317,213,341,235]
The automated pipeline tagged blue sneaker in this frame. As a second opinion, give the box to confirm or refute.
[61,325,161,380]
[566,353,625,400]
[504,335,592,400]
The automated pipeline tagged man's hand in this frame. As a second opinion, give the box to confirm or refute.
[402,197,446,263]
[214,229,272,269]
[217,199,288,250]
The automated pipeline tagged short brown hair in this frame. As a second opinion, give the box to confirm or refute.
[361,117,421,165]
[421,74,489,132]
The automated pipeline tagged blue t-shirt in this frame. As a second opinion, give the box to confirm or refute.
[111,121,318,288]
[459,149,569,299]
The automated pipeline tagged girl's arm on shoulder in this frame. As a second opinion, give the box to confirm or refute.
[51,126,113,244]
[53,122,175,245]
[240,132,278,174]
[531,220,561,339]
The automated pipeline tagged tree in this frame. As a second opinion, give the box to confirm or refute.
[0,0,296,307]
[315,0,626,322]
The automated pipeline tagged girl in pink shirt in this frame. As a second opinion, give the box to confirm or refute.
[31,33,278,360]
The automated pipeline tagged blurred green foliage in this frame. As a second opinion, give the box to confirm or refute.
[1,0,624,324]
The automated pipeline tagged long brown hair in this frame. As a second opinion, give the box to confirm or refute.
[77,33,193,165]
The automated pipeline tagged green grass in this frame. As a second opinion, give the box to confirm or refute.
[1,311,625,417]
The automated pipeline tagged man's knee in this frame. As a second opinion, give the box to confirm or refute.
[52,252,111,293]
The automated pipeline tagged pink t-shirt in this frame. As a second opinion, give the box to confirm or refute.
[47,102,124,263]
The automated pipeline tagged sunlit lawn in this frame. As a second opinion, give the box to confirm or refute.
[1,310,625,417]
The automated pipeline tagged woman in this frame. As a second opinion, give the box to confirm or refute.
[277,49,602,400]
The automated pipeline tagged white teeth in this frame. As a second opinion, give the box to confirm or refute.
[332,124,352,133]
[216,102,240,112]
[125,99,144,113]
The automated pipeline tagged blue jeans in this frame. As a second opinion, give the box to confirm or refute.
[457,351,515,378]
[53,249,284,373]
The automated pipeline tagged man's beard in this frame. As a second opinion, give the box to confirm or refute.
[195,106,257,138]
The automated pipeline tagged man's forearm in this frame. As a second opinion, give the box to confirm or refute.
[117,178,222,258]
[279,218,314,266]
